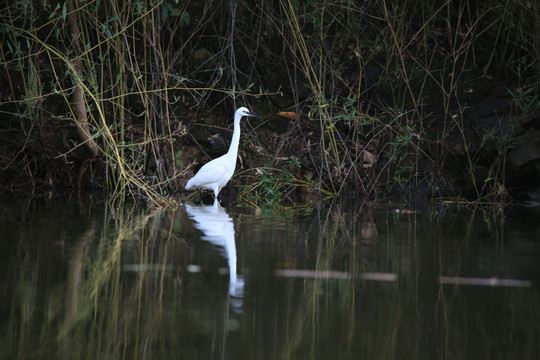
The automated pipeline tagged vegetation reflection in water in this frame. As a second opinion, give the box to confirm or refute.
[0,196,539,359]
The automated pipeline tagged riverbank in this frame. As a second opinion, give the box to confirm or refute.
[1,1,538,206]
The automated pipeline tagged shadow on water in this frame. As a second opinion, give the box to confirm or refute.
[0,193,540,359]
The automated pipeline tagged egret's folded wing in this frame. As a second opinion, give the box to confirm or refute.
[186,161,227,189]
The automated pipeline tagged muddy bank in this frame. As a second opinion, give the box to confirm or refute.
[180,92,540,207]
[1,87,539,206]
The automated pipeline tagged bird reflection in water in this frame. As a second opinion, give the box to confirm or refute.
[185,202,244,312]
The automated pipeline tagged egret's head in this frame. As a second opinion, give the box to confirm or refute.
[236,107,262,119]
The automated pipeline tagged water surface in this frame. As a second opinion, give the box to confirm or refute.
[1,194,539,359]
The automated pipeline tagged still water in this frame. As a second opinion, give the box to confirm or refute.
[1,193,539,359]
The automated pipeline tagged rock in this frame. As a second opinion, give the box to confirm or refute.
[507,128,540,168]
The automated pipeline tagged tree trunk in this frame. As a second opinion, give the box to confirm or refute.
[66,0,98,159]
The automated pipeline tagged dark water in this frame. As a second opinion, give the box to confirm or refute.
[1,193,539,359]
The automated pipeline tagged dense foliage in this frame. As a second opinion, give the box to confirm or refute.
[1,0,539,205]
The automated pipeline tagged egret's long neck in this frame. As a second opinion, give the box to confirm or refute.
[227,114,242,160]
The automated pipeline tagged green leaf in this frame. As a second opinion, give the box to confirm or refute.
[179,10,190,27]
[175,150,184,168]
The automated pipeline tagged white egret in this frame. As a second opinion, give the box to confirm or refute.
[185,107,261,201]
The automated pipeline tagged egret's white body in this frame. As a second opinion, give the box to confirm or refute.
[185,107,261,200]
